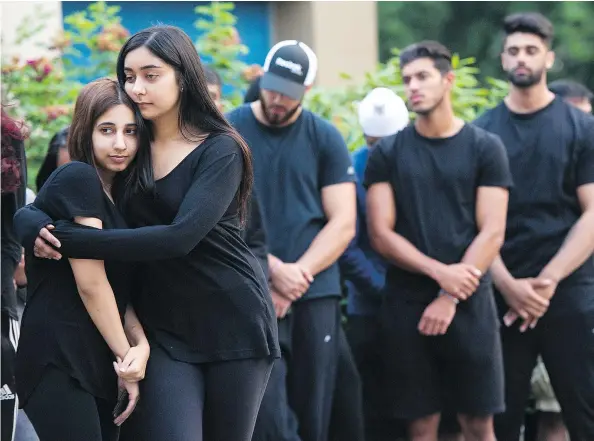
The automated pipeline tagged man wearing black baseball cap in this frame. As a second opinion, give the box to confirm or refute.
[227,41,357,441]
[259,40,317,101]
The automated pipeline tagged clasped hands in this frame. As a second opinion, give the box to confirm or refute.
[111,343,150,426]
[269,261,313,319]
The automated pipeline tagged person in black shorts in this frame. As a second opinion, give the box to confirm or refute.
[226,41,357,441]
[13,78,153,441]
[364,41,513,441]
[473,12,594,441]
[17,25,280,441]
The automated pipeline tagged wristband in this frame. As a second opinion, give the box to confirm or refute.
[439,290,459,305]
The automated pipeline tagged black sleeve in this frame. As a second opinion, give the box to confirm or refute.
[477,133,514,189]
[576,117,594,187]
[49,136,244,262]
[40,161,105,221]
[319,122,357,188]
[13,204,55,252]
[363,139,392,189]
[241,189,269,280]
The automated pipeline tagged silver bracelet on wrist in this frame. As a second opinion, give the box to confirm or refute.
[439,290,459,305]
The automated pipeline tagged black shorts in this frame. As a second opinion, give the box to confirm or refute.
[379,288,505,420]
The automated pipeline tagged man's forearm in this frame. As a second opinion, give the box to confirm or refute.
[371,229,443,280]
[296,218,355,277]
[490,255,516,294]
[540,210,594,282]
[461,229,505,275]
[268,253,283,277]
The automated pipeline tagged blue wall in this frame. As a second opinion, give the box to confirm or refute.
[61,1,271,71]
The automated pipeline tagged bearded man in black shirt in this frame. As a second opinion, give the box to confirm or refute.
[474,12,594,441]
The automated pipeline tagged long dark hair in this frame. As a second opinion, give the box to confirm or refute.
[116,25,253,224]
[36,126,69,191]
[67,78,153,209]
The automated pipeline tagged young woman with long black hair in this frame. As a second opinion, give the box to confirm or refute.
[14,78,152,441]
[16,25,279,441]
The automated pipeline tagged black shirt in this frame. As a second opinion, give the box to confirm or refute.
[226,105,356,300]
[16,162,132,405]
[15,133,280,363]
[364,124,513,304]
[474,97,594,315]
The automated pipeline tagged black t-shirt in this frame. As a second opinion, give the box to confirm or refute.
[16,134,280,363]
[474,97,594,315]
[364,124,513,304]
[16,161,132,405]
[226,105,356,300]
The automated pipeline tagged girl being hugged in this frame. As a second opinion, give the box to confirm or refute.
[16,26,280,441]
[17,78,151,441]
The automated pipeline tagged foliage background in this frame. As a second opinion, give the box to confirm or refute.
[3,1,590,187]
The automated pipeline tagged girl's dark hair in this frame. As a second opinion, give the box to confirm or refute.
[116,25,253,224]
[36,126,69,191]
[1,108,26,194]
[67,78,153,209]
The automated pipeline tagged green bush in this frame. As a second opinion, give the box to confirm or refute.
[1,1,128,187]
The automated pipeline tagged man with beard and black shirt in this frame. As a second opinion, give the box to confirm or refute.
[226,41,357,441]
[474,12,594,441]
[365,41,512,441]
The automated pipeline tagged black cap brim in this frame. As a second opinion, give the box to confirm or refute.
[260,72,306,100]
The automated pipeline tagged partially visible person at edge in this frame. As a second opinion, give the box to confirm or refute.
[523,79,593,441]
[13,79,150,441]
[473,12,594,441]
[365,40,512,441]
[15,25,279,441]
[548,79,593,114]
[334,87,409,441]
[2,108,30,441]
[35,126,71,192]
[226,40,358,441]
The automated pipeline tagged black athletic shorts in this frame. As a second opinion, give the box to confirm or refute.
[379,287,505,420]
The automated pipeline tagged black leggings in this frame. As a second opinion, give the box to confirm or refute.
[24,365,119,441]
[119,344,273,441]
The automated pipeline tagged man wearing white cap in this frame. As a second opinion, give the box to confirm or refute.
[336,87,408,440]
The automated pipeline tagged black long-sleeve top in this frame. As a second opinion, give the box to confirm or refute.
[15,133,280,363]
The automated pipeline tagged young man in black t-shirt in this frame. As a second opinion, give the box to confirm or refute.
[365,41,512,441]
[227,41,357,441]
[474,13,594,441]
